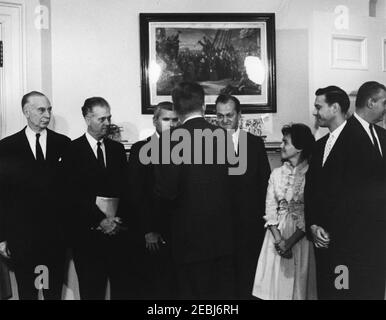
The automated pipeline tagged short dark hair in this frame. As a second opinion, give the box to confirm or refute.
[172,82,205,116]
[215,94,241,113]
[81,97,110,117]
[21,91,47,110]
[355,81,386,109]
[153,101,174,120]
[315,86,350,114]
[282,123,315,161]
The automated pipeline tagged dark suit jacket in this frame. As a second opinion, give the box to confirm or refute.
[305,115,386,269]
[62,135,130,243]
[128,136,168,236]
[0,128,71,258]
[154,117,234,264]
[232,132,270,251]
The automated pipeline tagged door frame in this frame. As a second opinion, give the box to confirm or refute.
[0,2,26,138]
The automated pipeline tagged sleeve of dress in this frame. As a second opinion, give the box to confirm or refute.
[263,170,279,228]
[296,206,306,232]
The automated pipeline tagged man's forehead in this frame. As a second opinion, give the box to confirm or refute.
[91,105,111,116]
[216,101,237,113]
[159,109,177,118]
[28,95,50,107]
[314,95,326,105]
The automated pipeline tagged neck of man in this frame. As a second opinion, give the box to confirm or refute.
[356,108,374,124]
[87,129,104,141]
[180,111,203,124]
[328,115,346,133]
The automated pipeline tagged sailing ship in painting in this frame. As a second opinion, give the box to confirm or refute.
[155,27,262,96]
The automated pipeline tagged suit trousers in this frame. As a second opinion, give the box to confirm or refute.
[73,231,141,300]
[176,255,235,299]
[12,244,66,300]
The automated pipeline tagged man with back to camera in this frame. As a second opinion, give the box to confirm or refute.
[0,91,71,300]
[215,94,270,300]
[128,101,179,299]
[153,82,236,299]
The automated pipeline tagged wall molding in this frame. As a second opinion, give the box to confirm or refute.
[331,34,368,70]
[0,1,26,138]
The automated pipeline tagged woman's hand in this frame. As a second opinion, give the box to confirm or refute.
[274,239,293,259]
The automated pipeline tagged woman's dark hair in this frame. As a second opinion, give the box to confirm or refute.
[281,123,315,161]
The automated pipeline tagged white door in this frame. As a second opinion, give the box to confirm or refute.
[0,3,25,139]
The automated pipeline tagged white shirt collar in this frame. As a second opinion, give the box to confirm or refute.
[182,115,203,124]
[25,126,47,139]
[232,127,240,140]
[354,112,382,155]
[85,131,103,147]
[25,126,48,159]
[354,112,371,130]
[329,120,347,138]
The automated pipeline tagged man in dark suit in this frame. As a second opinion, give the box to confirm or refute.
[128,101,179,299]
[305,83,386,299]
[62,97,136,300]
[215,94,270,299]
[154,82,235,299]
[0,91,71,300]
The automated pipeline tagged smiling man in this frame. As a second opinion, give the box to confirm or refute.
[216,94,270,300]
[305,83,386,299]
[62,97,135,299]
[0,91,71,300]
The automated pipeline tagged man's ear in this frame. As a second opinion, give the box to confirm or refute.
[367,97,375,109]
[84,116,91,126]
[202,103,207,114]
[22,105,29,117]
[331,102,340,114]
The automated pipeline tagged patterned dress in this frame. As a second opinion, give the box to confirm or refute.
[252,161,317,300]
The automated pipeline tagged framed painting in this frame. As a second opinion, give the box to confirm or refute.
[140,13,276,114]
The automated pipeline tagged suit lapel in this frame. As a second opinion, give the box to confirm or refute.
[46,129,55,162]
[80,134,100,167]
[375,125,386,157]
[19,128,36,161]
[104,139,112,169]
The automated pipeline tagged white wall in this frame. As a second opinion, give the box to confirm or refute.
[4,0,382,142]
[47,0,320,142]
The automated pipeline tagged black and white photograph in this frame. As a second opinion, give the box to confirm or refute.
[0,0,385,306]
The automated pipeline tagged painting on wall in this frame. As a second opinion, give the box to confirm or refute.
[140,13,276,114]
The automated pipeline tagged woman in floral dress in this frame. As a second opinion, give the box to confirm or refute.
[252,123,317,300]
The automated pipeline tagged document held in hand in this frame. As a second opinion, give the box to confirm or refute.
[96,197,119,218]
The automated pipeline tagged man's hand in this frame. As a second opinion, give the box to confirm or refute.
[145,232,165,251]
[311,225,330,248]
[98,217,123,236]
[0,241,11,259]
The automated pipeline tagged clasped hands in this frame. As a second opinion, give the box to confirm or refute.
[274,238,293,259]
[97,217,124,236]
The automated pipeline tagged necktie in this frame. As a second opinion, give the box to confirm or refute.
[322,134,334,166]
[36,133,44,162]
[369,124,382,158]
[97,141,105,168]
